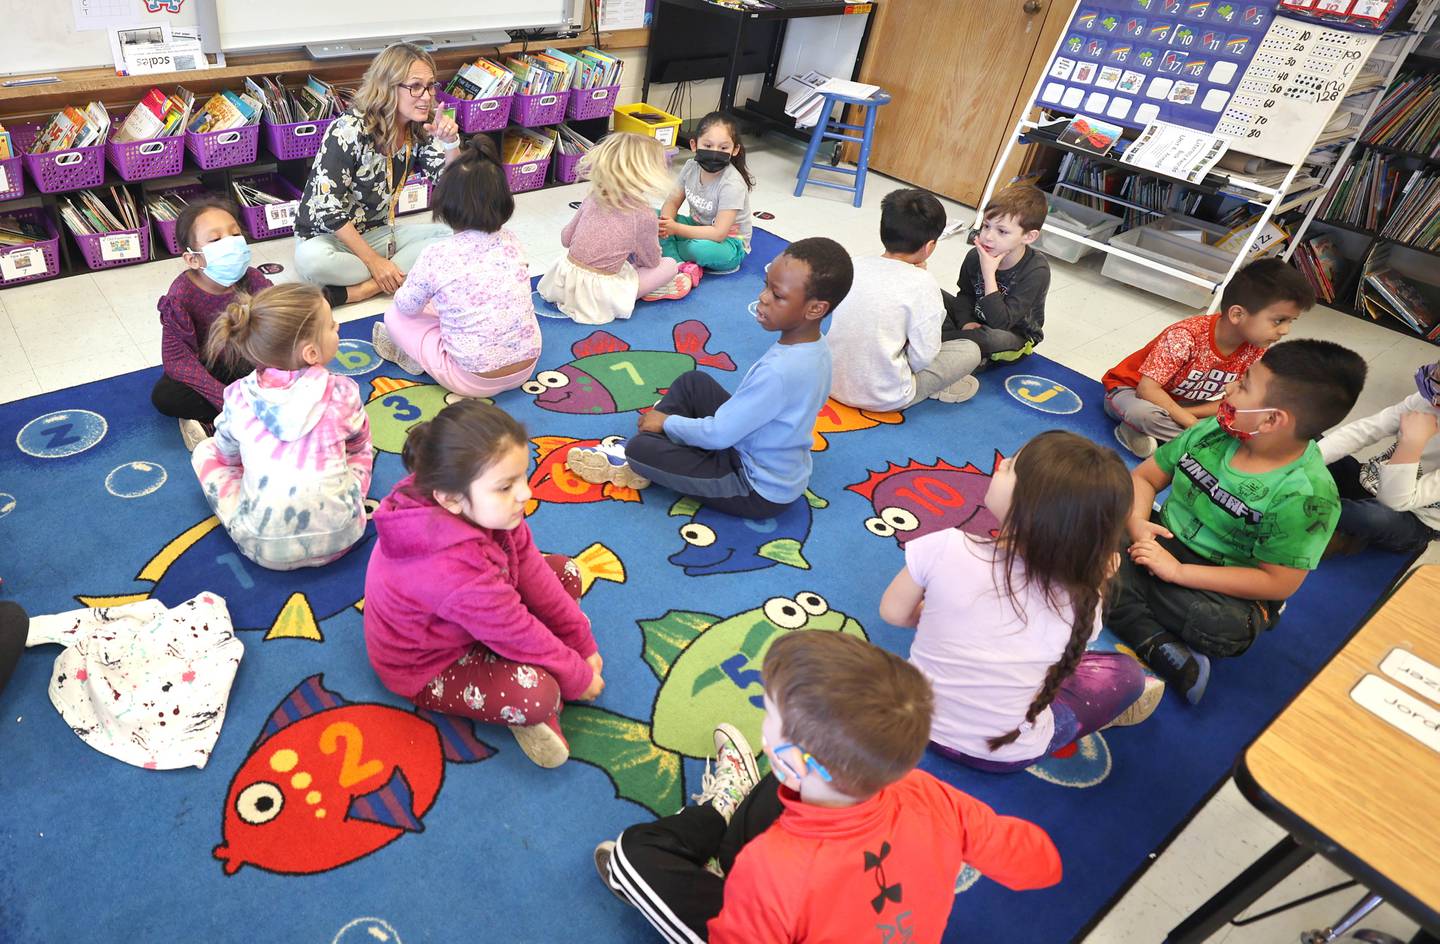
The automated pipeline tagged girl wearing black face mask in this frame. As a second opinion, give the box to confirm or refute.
[658,111,755,276]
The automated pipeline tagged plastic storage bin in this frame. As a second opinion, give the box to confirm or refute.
[149,184,211,255]
[512,91,570,127]
[106,113,186,182]
[74,210,151,271]
[263,116,335,162]
[504,154,552,193]
[234,174,303,240]
[613,102,682,149]
[1102,220,1231,309]
[1033,193,1122,263]
[186,123,261,170]
[15,123,106,194]
[553,149,582,184]
[436,90,514,133]
[0,149,25,201]
[566,84,619,121]
[0,207,61,286]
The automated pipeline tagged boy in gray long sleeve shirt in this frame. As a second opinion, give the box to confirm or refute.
[942,185,1051,356]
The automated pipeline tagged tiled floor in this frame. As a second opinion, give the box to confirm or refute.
[3,138,1434,943]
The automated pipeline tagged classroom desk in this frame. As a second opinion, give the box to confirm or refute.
[1166,565,1440,943]
[641,0,876,136]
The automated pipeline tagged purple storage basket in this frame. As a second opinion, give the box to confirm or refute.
[186,123,260,170]
[504,155,551,193]
[436,90,514,133]
[263,116,335,161]
[0,153,25,201]
[553,149,583,184]
[234,174,303,240]
[150,184,211,256]
[566,85,619,121]
[512,91,569,127]
[0,206,61,286]
[16,122,106,194]
[106,112,185,182]
[74,212,151,271]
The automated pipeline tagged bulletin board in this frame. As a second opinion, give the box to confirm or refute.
[1036,0,1379,164]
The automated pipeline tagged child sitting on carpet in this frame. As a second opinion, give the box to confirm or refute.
[942,184,1050,368]
[151,197,270,448]
[363,400,603,769]
[828,188,986,408]
[880,430,1157,773]
[1106,340,1367,704]
[538,132,687,321]
[1104,258,1312,459]
[371,135,542,399]
[659,112,754,275]
[565,237,852,520]
[192,284,373,571]
[1319,358,1440,555]
[594,631,1062,943]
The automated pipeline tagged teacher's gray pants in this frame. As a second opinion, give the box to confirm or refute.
[293,222,452,287]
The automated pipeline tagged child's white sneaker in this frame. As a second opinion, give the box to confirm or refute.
[178,418,209,452]
[509,714,569,768]
[931,375,980,404]
[691,722,760,824]
[371,322,423,375]
[1103,675,1165,729]
[566,438,651,490]
[1114,423,1158,459]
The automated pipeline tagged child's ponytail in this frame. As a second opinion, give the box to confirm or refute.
[205,295,254,367]
[985,431,1133,751]
[204,283,326,371]
[401,400,528,500]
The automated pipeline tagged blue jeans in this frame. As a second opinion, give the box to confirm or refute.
[1328,457,1436,554]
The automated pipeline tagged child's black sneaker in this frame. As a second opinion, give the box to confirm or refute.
[1139,632,1210,705]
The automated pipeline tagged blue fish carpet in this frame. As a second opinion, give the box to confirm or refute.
[0,228,1415,943]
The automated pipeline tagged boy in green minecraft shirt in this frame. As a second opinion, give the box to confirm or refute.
[1106,339,1367,704]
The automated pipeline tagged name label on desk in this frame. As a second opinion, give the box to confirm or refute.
[1380,648,1440,707]
[1351,674,1440,753]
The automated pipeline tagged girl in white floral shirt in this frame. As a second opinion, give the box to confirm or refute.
[294,43,460,303]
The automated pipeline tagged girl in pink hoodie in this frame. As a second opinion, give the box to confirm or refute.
[363,400,604,768]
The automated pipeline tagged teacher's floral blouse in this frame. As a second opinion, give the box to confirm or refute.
[295,111,447,240]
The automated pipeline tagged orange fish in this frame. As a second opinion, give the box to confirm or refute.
[213,675,494,876]
[811,398,904,451]
[526,434,642,516]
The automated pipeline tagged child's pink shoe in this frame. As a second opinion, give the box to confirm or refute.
[641,272,694,303]
[679,261,703,288]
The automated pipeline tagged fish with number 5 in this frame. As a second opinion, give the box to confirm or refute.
[523,320,735,415]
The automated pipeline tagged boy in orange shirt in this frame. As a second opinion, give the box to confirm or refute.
[1103,258,1314,458]
[594,631,1062,944]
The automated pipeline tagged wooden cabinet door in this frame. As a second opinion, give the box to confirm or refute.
[857,0,1056,205]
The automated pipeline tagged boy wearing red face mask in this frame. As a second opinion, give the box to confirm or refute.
[1105,340,1367,704]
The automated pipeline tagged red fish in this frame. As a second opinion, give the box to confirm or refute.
[526,434,642,516]
[213,675,493,876]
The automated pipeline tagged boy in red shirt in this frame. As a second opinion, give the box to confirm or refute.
[1103,258,1314,459]
[594,631,1062,943]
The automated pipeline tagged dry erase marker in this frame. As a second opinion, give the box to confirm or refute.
[2,76,60,87]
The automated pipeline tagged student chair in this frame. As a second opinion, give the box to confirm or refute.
[793,89,891,208]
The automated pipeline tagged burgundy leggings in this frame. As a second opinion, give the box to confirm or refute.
[410,555,582,728]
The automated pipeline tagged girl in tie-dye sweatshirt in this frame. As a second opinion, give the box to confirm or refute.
[191,284,374,571]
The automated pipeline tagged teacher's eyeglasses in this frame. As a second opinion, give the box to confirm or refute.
[396,81,442,99]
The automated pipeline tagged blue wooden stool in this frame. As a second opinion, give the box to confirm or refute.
[793,89,891,208]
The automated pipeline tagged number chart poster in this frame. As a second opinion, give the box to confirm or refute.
[1039,0,1376,163]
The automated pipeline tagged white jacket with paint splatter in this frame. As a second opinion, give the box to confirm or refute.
[192,365,374,570]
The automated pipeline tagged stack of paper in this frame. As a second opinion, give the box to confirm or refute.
[114,87,194,143]
[501,128,554,164]
[30,102,111,153]
[59,186,141,235]
[445,58,516,100]
[783,76,880,129]
[574,47,623,89]
[187,88,261,134]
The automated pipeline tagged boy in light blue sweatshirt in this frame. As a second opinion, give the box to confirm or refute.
[567,237,853,519]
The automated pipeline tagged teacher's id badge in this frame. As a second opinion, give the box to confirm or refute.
[397,182,429,215]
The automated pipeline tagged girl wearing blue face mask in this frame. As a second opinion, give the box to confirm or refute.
[1320,359,1440,555]
[150,197,271,447]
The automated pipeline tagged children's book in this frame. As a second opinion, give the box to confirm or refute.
[1057,114,1124,156]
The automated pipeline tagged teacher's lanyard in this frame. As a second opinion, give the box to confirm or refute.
[384,140,412,258]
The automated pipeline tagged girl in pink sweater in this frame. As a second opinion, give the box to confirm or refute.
[537,132,691,324]
[363,400,604,768]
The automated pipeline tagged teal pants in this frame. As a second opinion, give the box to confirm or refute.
[661,214,747,272]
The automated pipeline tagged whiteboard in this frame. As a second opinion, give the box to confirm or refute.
[0,0,198,77]
[216,0,569,51]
